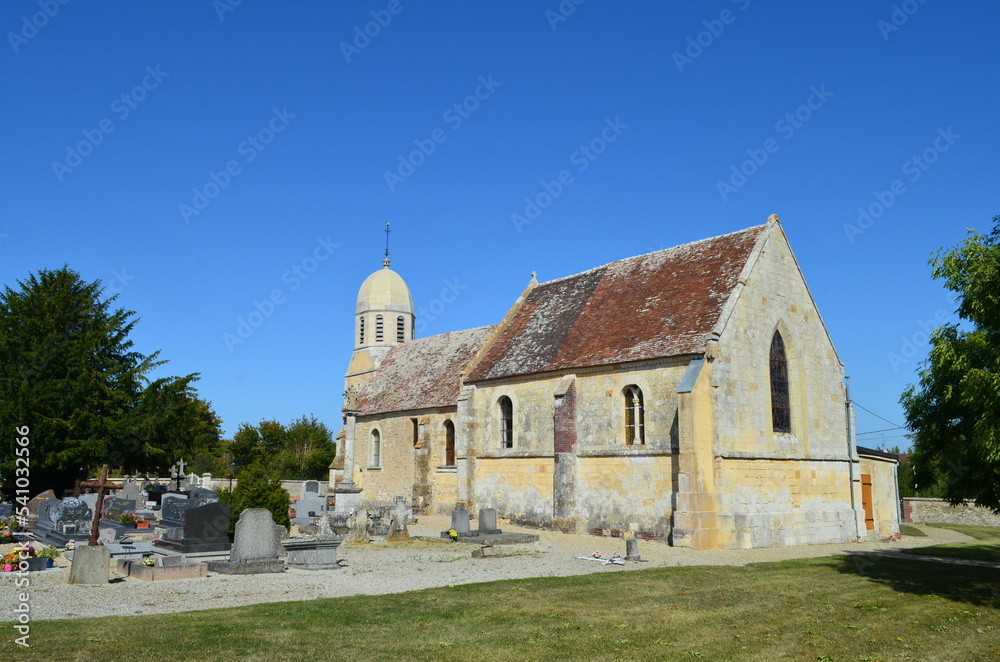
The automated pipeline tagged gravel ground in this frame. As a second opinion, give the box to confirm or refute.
[0,518,972,622]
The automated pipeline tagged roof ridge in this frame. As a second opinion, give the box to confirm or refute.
[535,223,767,287]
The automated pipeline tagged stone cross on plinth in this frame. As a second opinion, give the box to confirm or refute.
[172,458,187,492]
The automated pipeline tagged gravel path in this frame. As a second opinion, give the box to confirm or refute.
[0,518,973,622]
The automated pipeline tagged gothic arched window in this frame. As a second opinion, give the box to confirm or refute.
[770,331,791,433]
[624,385,645,445]
[498,396,513,449]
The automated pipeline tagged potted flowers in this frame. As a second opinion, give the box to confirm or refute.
[36,546,61,568]
[118,513,138,528]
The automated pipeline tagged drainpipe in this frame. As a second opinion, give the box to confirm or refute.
[845,376,861,539]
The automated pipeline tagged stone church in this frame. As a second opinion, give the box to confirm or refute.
[330,216,900,549]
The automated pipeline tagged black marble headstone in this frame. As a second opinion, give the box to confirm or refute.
[102,497,137,520]
[0,503,13,518]
[157,502,231,554]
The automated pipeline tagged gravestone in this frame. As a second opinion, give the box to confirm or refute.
[79,493,99,514]
[386,499,410,542]
[102,496,137,521]
[303,480,320,497]
[68,544,110,584]
[123,554,208,580]
[120,481,143,505]
[35,498,94,546]
[441,508,472,538]
[207,509,284,574]
[283,514,343,570]
[478,508,502,535]
[157,502,231,554]
[188,487,219,508]
[0,503,13,518]
[147,484,168,506]
[25,489,56,530]
[291,496,326,527]
[105,540,153,560]
[625,538,641,562]
[159,494,189,529]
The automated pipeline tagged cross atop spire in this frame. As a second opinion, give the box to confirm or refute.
[383,220,391,268]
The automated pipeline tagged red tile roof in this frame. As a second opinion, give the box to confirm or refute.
[466,225,766,382]
[357,325,496,415]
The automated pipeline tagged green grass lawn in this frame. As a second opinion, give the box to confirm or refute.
[899,524,928,537]
[4,555,998,662]
[904,524,1000,564]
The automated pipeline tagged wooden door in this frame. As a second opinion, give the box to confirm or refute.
[860,474,875,531]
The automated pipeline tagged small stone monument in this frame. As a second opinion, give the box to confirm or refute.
[207,509,284,575]
[625,538,641,562]
[478,508,502,535]
[386,500,410,543]
[68,545,110,584]
[283,514,343,570]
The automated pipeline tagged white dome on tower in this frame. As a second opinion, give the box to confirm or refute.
[356,263,413,315]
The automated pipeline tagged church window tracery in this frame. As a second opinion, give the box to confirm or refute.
[624,385,645,445]
[770,331,791,433]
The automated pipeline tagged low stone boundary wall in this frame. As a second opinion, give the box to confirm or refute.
[902,497,1000,527]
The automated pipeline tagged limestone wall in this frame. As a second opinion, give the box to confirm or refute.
[902,498,1000,527]
[575,455,676,540]
[711,226,849,460]
[715,458,855,548]
[354,410,458,512]
[473,457,555,527]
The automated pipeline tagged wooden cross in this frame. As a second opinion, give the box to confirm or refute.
[83,465,116,547]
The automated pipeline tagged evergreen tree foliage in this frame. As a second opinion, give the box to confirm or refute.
[217,461,291,539]
[0,266,221,497]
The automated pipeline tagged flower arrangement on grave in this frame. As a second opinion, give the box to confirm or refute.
[0,516,18,543]
[65,540,76,551]
[2,550,22,572]
[448,529,458,542]
[142,558,156,567]
[36,546,60,561]
[592,550,603,559]
[118,512,138,524]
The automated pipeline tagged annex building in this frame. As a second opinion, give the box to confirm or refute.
[330,216,900,549]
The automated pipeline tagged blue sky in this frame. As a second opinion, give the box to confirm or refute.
[3,1,997,450]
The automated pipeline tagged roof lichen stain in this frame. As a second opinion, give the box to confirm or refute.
[468,224,766,383]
